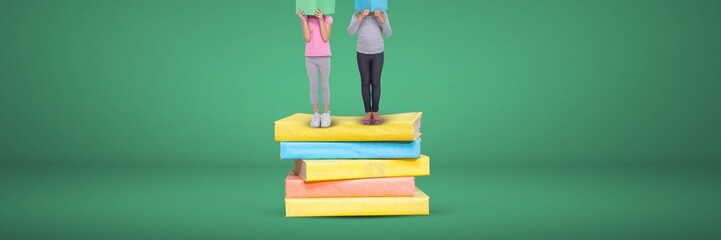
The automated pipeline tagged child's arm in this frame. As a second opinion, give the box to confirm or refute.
[315,10,332,42]
[374,10,392,37]
[373,10,386,25]
[348,9,370,36]
[298,10,311,42]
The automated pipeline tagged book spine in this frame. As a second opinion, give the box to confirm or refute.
[285,176,416,198]
[285,188,429,217]
[275,125,416,141]
[298,155,430,181]
[279,139,421,160]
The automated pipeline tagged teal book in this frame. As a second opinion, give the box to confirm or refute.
[296,0,335,15]
[280,138,421,160]
[355,0,387,12]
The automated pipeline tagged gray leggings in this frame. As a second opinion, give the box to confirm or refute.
[306,56,331,106]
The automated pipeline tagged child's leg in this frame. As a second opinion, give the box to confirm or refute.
[369,52,385,113]
[318,57,331,113]
[357,52,373,113]
[306,57,320,112]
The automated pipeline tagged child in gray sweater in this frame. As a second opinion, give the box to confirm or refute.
[347,9,392,124]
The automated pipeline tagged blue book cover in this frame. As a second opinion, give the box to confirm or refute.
[355,0,387,12]
[280,138,420,160]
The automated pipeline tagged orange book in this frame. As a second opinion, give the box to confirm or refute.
[285,171,416,198]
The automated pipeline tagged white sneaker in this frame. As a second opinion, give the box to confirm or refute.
[320,112,331,128]
[310,112,321,128]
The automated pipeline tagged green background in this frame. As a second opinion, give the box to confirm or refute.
[1,0,720,239]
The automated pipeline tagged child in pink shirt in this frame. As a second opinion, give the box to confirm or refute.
[298,9,333,128]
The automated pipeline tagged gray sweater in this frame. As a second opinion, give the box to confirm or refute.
[347,12,392,54]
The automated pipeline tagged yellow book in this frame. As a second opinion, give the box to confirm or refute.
[285,188,430,217]
[295,155,430,182]
[274,112,422,142]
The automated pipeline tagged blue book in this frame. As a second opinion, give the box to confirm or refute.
[280,138,420,160]
[355,0,387,12]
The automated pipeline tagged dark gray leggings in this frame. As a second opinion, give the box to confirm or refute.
[357,52,384,113]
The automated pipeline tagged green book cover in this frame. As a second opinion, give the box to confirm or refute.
[296,0,335,15]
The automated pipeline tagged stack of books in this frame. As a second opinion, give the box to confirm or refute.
[275,112,430,217]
